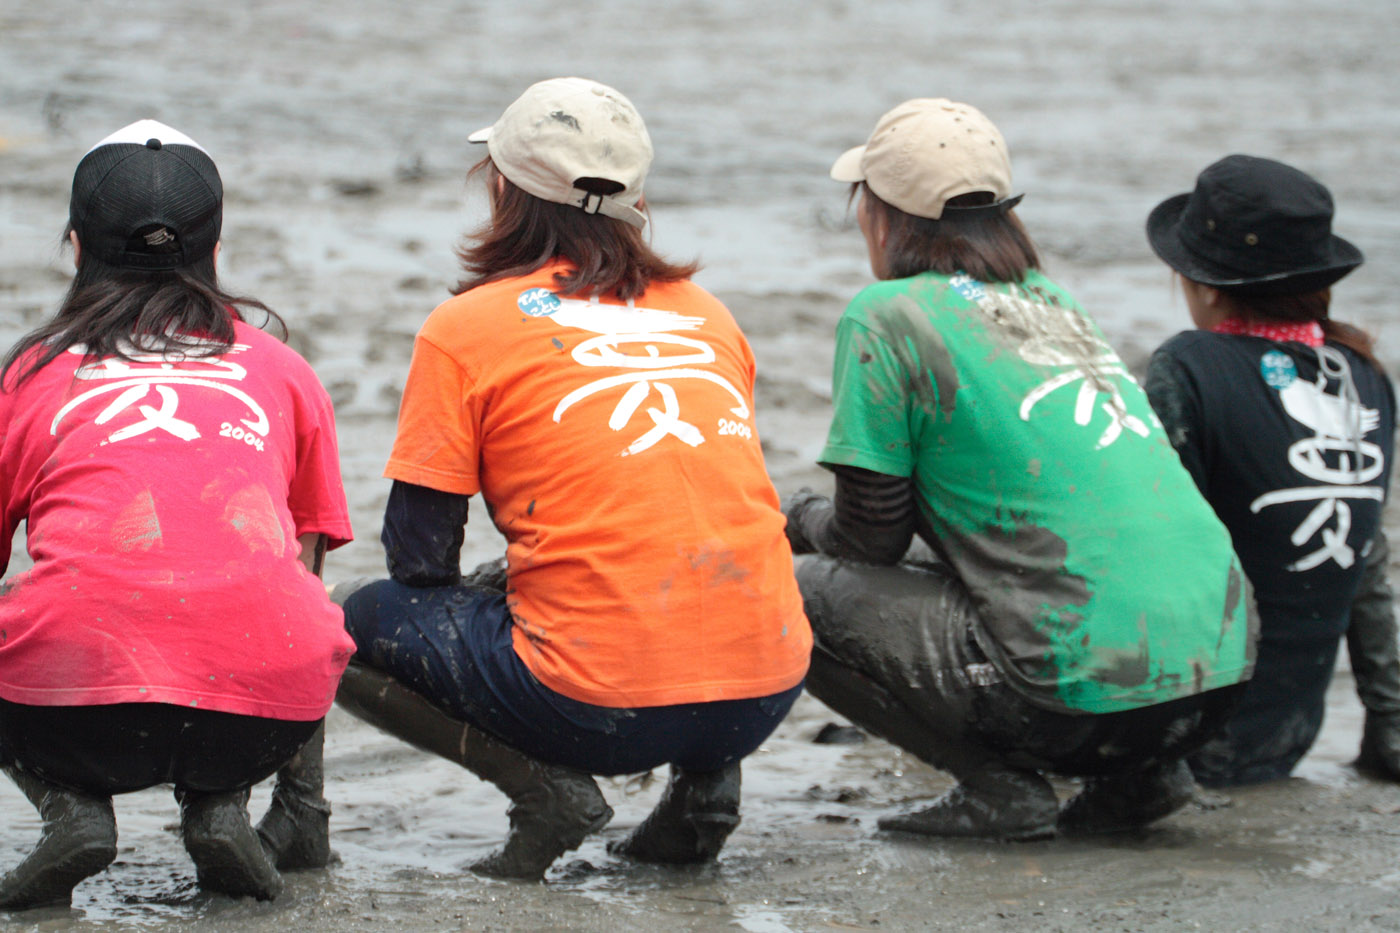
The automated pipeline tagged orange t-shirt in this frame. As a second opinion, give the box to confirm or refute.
[385,264,811,708]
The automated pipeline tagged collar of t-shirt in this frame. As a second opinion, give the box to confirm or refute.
[1209,317,1324,347]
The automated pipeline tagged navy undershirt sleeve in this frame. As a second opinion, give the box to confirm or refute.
[382,480,471,586]
[785,465,915,566]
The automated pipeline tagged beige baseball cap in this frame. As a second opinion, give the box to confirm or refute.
[469,77,652,229]
[831,98,1014,220]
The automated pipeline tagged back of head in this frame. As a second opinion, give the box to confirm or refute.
[457,77,696,300]
[1146,154,1374,360]
[832,98,1038,282]
[1146,154,1363,299]
[3,120,279,390]
[69,119,223,271]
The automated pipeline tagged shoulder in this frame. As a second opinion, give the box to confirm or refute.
[232,322,314,373]
[841,275,944,331]
[641,278,737,327]
[418,271,560,346]
[1153,329,1254,366]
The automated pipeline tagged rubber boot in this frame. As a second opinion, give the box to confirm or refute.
[0,767,117,910]
[1057,759,1196,834]
[335,662,612,881]
[1347,533,1400,780]
[608,763,742,864]
[255,722,333,870]
[178,788,283,901]
[877,763,1058,841]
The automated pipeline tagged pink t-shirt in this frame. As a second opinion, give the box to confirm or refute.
[0,321,354,720]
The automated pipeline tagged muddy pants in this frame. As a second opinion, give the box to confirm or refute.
[1187,634,1337,786]
[796,555,1242,778]
[341,578,802,776]
[0,699,320,795]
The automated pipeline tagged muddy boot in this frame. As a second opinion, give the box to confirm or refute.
[608,763,741,864]
[1347,535,1400,780]
[877,763,1057,841]
[179,788,283,901]
[336,662,612,881]
[1356,713,1400,779]
[1057,759,1195,834]
[0,767,117,910]
[255,722,333,870]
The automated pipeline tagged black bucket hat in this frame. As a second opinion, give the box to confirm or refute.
[69,119,222,271]
[1146,154,1362,297]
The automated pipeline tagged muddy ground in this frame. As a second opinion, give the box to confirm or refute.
[3,0,1400,930]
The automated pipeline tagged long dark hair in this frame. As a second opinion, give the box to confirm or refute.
[856,182,1040,284]
[1219,288,1377,364]
[2,227,285,389]
[454,157,698,300]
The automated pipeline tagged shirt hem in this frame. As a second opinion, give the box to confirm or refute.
[524,660,812,709]
[817,446,913,479]
[0,683,336,722]
[384,459,481,496]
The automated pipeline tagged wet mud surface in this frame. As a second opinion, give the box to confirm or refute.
[4,0,1400,929]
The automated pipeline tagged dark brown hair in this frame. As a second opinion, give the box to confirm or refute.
[856,182,1040,283]
[2,226,284,390]
[454,157,698,300]
[1219,288,1377,363]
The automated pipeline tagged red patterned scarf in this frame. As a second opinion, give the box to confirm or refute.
[1210,317,1324,346]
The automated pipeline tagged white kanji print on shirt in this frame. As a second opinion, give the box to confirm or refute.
[517,289,750,457]
[1249,349,1384,571]
[49,342,270,450]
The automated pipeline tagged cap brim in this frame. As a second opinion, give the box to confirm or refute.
[467,126,492,144]
[830,145,867,183]
[1146,191,1364,295]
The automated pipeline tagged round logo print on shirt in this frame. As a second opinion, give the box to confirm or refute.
[1260,350,1298,390]
[518,288,562,317]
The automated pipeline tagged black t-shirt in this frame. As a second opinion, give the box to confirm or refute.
[1146,332,1396,646]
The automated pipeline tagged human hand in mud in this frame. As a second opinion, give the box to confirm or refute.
[781,488,828,554]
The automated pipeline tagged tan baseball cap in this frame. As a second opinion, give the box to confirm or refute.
[469,77,652,229]
[831,98,1014,220]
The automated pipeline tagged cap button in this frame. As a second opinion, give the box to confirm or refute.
[146,138,162,150]
[1244,233,1259,246]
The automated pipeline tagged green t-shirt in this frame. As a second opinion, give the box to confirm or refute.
[821,270,1255,713]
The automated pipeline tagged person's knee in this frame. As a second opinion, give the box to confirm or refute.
[336,577,397,650]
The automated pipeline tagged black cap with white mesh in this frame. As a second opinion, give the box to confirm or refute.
[68,119,222,271]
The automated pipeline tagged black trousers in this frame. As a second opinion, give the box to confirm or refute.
[0,699,320,795]
[796,555,1243,778]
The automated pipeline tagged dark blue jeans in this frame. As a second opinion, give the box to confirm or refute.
[341,578,802,776]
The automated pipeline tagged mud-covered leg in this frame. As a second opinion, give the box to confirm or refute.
[608,763,741,863]
[179,788,282,901]
[796,556,1058,841]
[809,646,1057,840]
[1348,532,1400,780]
[0,767,117,910]
[335,662,612,881]
[255,722,332,870]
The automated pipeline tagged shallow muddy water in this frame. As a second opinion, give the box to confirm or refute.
[3,0,1400,929]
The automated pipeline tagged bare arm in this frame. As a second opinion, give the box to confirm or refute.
[298,532,328,578]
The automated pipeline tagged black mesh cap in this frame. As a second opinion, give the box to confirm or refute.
[68,120,222,271]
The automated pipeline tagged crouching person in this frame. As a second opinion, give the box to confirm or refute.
[0,121,354,908]
[335,78,811,881]
[786,98,1255,840]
